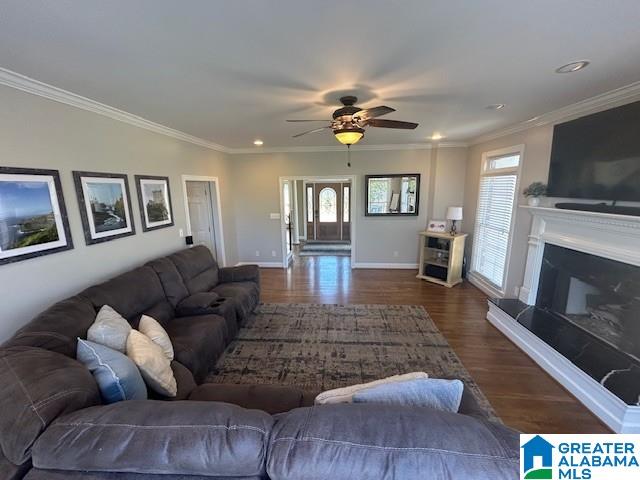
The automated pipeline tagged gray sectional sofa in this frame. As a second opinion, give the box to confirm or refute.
[0,246,520,480]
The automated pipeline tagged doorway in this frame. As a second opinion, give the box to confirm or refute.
[279,176,356,268]
[182,175,226,266]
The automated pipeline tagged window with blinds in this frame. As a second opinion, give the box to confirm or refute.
[470,149,521,292]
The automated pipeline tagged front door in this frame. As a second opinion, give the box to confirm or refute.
[314,183,343,241]
[186,181,217,259]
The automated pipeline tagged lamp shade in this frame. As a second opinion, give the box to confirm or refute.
[446,206,463,221]
[334,128,364,145]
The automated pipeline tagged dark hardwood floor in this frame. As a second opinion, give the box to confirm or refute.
[260,253,610,434]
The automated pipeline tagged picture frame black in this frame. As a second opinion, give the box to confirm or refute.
[73,170,136,245]
[0,166,74,265]
[134,175,174,232]
[365,173,421,216]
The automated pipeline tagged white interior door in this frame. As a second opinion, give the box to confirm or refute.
[186,181,217,260]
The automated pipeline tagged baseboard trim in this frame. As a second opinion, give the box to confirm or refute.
[352,262,418,269]
[235,261,282,268]
[487,302,640,433]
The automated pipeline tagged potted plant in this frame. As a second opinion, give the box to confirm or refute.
[523,182,547,207]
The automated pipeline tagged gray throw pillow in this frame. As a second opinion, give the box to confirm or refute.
[87,305,132,353]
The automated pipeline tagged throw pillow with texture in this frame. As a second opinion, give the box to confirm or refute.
[139,315,174,360]
[352,378,464,413]
[126,330,177,397]
[314,372,429,405]
[76,339,147,403]
[87,305,132,353]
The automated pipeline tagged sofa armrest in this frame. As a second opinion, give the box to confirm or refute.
[32,400,274,477]
[219,265,260,284]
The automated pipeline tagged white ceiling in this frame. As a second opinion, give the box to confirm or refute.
[1,0,639,149]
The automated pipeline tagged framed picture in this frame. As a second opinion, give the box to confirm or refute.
[365,174,420,216]
[427,219,447,233]
[0,167,73,265]
[135,175,174,232]
[73,171,135,245]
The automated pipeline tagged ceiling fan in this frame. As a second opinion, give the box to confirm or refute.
[287,96,418,145]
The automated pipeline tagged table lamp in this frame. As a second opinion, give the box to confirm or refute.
[446,206,463,235]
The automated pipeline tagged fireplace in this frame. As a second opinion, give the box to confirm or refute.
[486,205,640,432]
[537,244,640,360]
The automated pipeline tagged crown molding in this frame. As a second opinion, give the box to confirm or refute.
[0,68,232,153]
[227,141,467,155]
[471,80,640,145]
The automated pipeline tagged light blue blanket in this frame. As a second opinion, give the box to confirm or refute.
[352,378,464,413]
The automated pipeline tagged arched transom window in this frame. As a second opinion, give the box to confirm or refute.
[319,187,337,222]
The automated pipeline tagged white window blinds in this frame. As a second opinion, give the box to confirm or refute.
[471,173,517,289]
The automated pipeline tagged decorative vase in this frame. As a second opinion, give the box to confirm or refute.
[527,196,541,207]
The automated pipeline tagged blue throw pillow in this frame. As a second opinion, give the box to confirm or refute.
[76,338,147,404]
[352,378,464,413]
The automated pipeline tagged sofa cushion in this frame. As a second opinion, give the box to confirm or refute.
[2,295,96,357]
[165,314,227,383]
[76,339,147,404]
[219,264,260,284]
[87,305,132,353]
[126,330,177,397]
[267,404,519,480]
[169,246,219,294]
[189,383,313,414]
[0,347,101,465]
[32,401,274,478]
[81,266,173,328]
[145,257,190,307]
[139,315,174,360]
[0,450,31,480]
[212,281,259,323]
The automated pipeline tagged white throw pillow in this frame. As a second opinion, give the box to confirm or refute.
[126,330,177,397]
[314,372,429,405]
[139,315,174,360]
[87,305,132,353]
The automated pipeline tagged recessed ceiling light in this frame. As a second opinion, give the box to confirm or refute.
[486,104,506,110]
[555,60,590,74]
[253,139,264,146]
[430,133,445,140]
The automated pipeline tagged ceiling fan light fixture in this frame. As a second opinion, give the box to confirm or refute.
[334,128,364,145]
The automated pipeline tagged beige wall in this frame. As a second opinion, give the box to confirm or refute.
[0,86,237,341]
[230,147,467,266]
[463,125,553,297]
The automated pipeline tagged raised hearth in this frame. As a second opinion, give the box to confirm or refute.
[487,206,640,433]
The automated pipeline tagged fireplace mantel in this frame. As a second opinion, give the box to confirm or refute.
[519,205,640,305]
[486,205,640,433]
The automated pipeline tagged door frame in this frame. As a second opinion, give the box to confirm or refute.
[181,175,226,267]
[278,175,357,269]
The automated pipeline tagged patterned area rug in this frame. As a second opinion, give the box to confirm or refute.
[207,303,498,420]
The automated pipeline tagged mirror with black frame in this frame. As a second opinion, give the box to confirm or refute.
[365,174,420,216]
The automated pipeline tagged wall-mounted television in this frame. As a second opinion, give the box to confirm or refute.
[548,100,640,202]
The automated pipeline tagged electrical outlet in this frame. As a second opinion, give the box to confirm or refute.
[271,250,276,257]
[393,251,399,258]
[255,250,260,257]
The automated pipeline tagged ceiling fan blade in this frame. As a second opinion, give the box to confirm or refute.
[353,106,395,121]
[286,119,331,122]
[292,126,331,138]
[366,119,419,129]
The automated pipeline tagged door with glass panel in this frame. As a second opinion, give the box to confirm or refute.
[305,182,350,241]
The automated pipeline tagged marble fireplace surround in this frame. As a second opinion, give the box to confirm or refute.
[487,205,640,433]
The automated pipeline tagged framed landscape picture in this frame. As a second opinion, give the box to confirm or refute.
[135,175,174,232]
[0,167,73,265]
[73,171,135,245]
